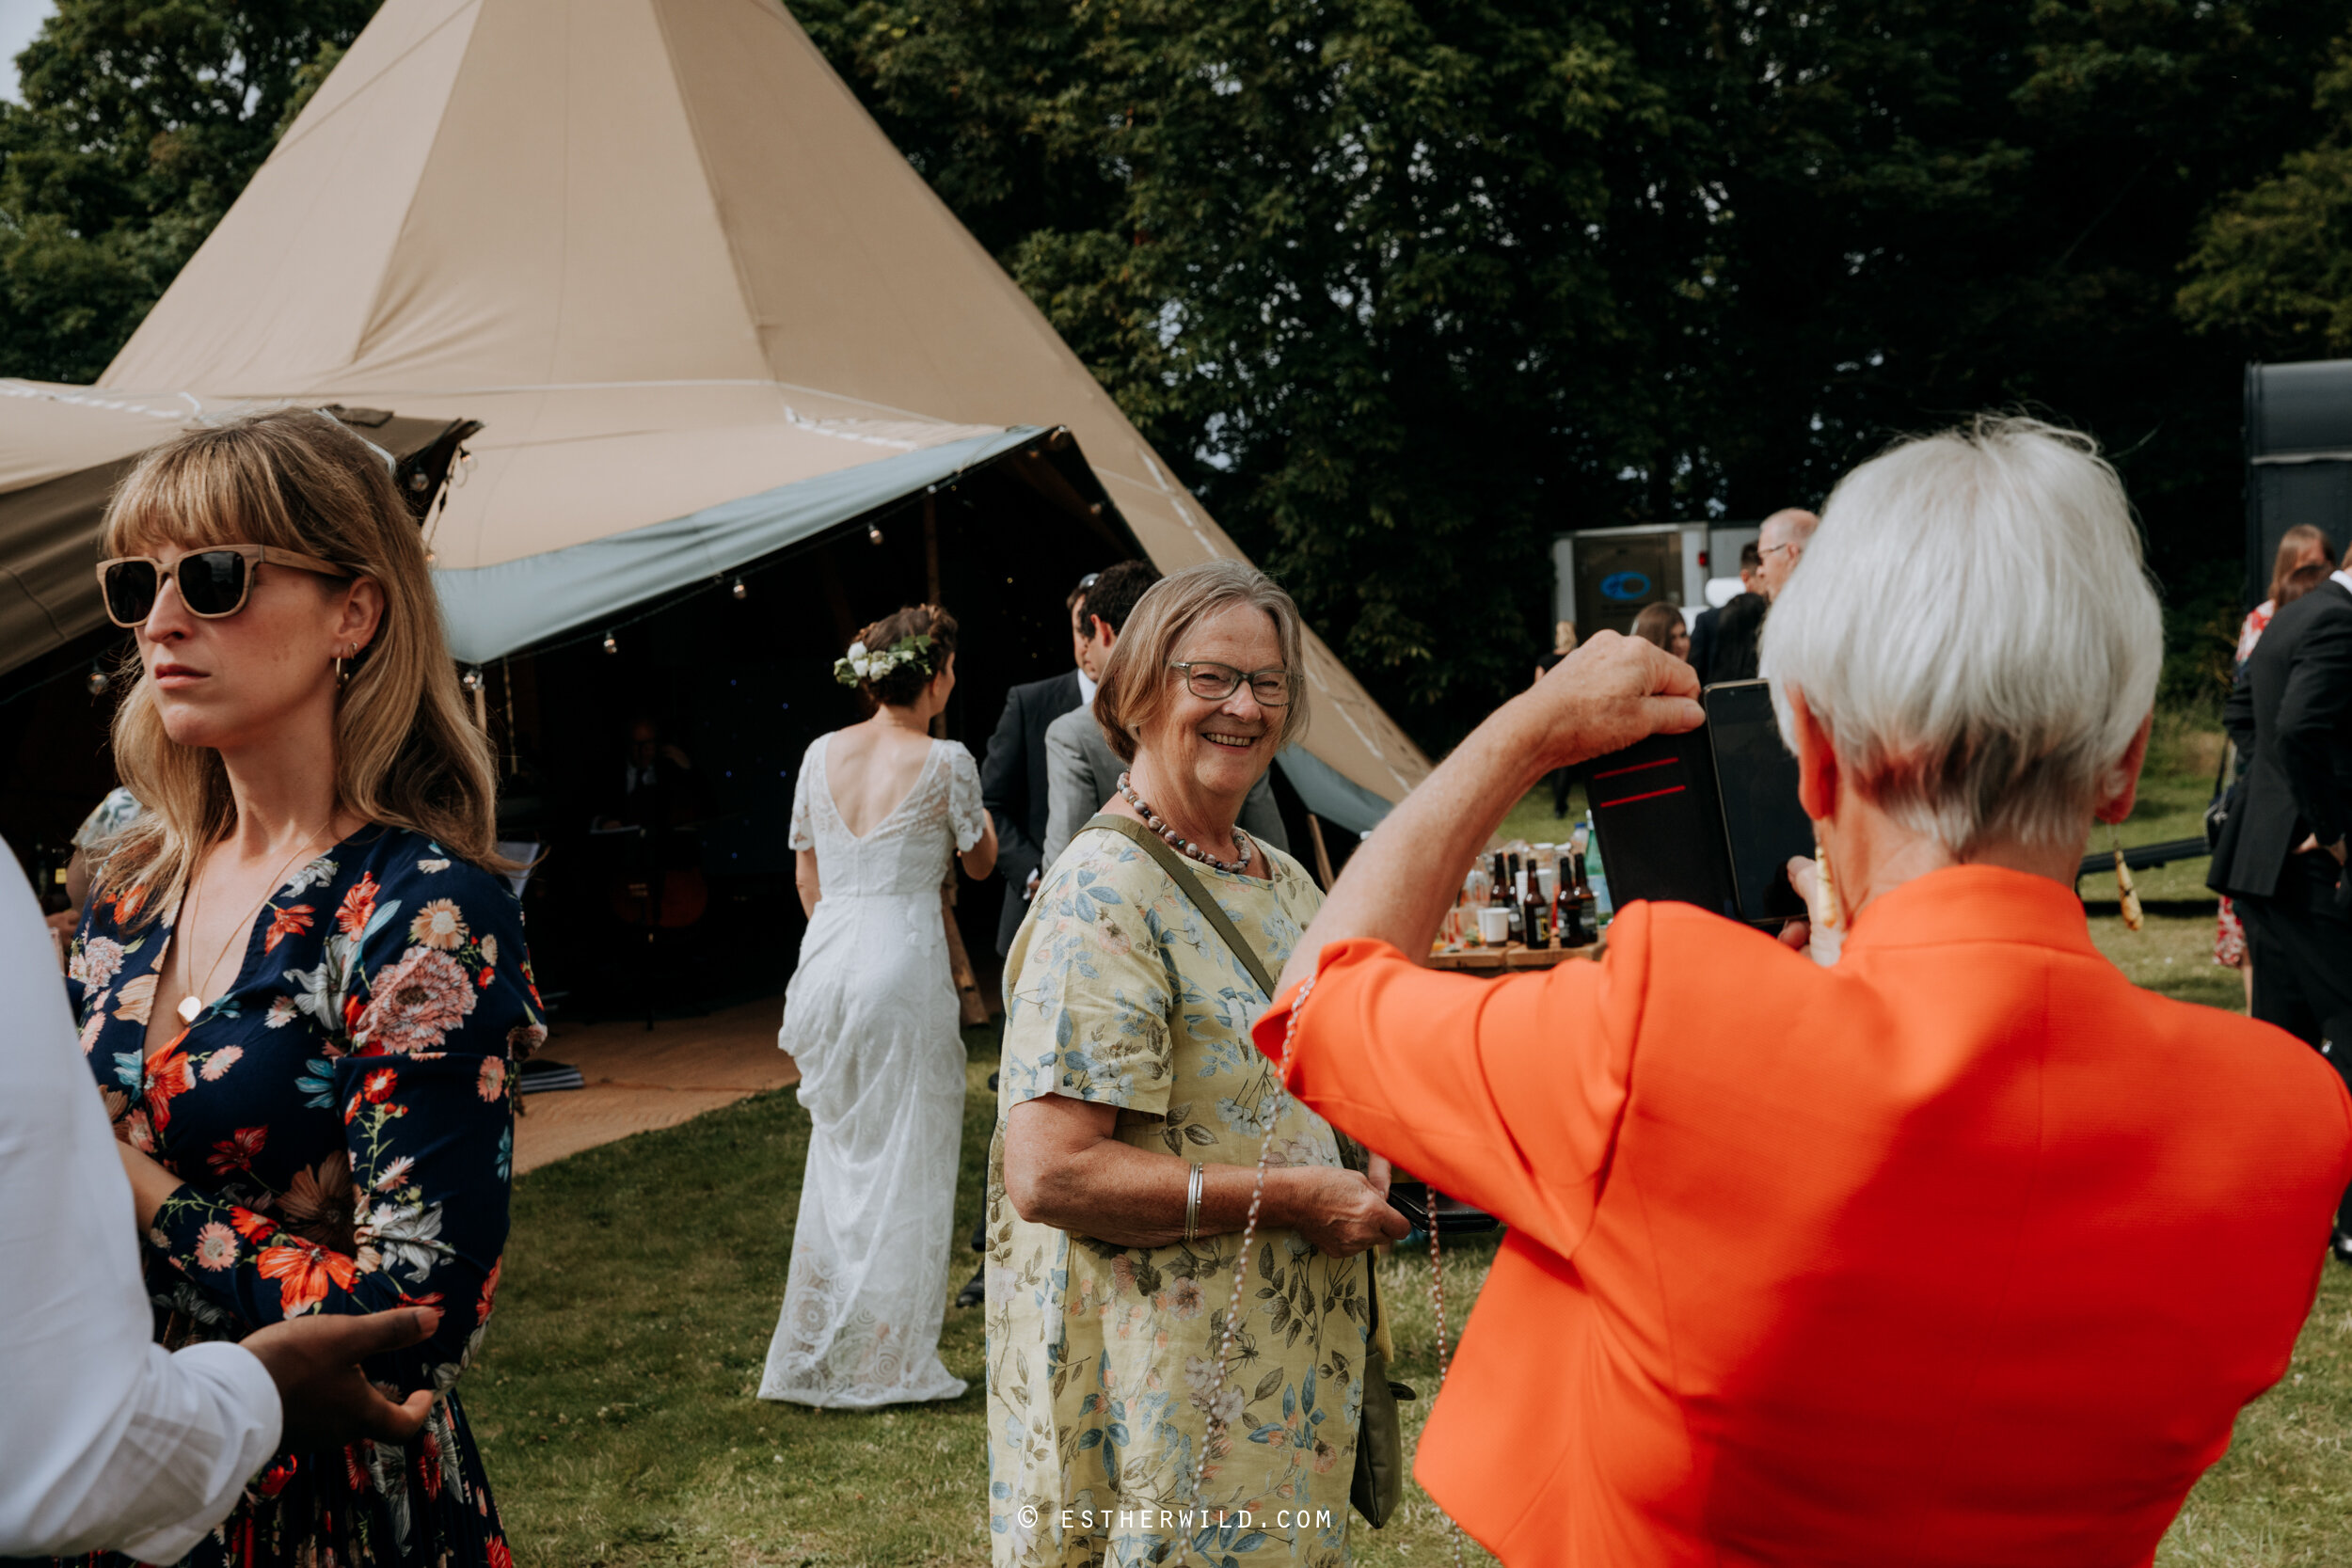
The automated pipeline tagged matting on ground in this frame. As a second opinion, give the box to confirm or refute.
[513,994,797,1175]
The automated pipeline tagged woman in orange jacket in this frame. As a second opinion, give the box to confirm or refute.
[1256,418,2352,1567]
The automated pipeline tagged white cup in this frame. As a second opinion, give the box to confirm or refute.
[1477,907,1513,945]
[1537,867,1560,904]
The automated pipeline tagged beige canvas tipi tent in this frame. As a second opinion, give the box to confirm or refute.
[87,0,1429,823]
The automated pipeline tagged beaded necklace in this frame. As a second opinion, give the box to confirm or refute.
[1118,770,1252,875]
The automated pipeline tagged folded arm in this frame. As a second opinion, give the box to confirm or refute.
[143,1048,511,1397]
[1001,1093,1403,1256]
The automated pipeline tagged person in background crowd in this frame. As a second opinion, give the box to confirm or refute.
[1039,559,1288,875]
[44,784,144,939]
[980,575,1096,957]
[1631,601,1692,662]
[2217,526,2341,996]
[61,408,543,1568]
[2210,537,2352,1261]
[760,606,996,1406]
[1708,510,1819,684]
[1687,539,1760,681]
[1,837,445,1562]
[1259,418,2350,1566]
[596,717,696,832]
[987,562,1406,1566]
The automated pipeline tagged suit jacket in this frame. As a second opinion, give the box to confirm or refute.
[1686,605,1722,684]
[2212,578,2352,902]
[1703,592,1767,684]
[1259,867,2351,1567]
[979,669,1084,953]
[1037,705,1290,876]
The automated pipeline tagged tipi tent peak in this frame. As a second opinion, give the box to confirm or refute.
[88,0,1428,819]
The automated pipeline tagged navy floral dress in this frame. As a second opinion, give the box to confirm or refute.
[58,826,543,1568]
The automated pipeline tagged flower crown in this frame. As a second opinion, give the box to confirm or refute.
[834,632,935,688]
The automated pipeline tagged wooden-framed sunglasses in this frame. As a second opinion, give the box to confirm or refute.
[95,545,355,627]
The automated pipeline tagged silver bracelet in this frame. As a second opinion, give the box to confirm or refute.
[1184,1162,1205,1243]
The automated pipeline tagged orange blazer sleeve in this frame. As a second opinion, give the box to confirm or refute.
[1251,907,1656,1261]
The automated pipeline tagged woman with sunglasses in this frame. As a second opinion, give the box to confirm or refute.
[60,410,542,1568]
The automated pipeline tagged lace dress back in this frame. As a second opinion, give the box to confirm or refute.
[759,733,983,1407]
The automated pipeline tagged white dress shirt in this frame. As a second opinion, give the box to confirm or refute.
[0,838,281,1561]
[1076,669,1098,706]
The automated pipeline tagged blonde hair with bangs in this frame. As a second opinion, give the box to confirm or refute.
[98,409,503,927]
[1093,560,1311,765]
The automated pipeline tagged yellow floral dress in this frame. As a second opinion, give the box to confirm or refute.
[985,826,1364,1568]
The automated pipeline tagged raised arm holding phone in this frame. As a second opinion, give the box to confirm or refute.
[1254,418,2352,1568]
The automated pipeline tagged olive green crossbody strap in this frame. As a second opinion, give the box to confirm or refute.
[1083,813,1278,998]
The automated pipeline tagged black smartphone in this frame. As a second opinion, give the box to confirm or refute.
[1387,1182,1500,1236]
[1581,678,1812,927]
[1704,680,1813,923]
[1584,725,1737,920]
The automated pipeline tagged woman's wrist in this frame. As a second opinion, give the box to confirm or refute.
[1250,1165,1310,1233]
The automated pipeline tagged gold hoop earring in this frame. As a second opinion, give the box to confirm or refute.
[333,641,356,688]
[1813,830,1842,931]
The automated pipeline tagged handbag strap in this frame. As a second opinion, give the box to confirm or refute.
[1084,813,1279,998]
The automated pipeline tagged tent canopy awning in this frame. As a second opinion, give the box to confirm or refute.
[64,0,1430,812]
[0,381,474,677]
[433,424,1037,663]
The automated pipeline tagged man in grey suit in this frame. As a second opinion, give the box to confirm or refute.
[979,577,1096,957]
[1040,561,1288,874]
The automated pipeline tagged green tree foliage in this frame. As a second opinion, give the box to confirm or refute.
[2179,36,2352,356]
[803,0,2348,742]
[5,1,2344,744]
[0,0,372,383]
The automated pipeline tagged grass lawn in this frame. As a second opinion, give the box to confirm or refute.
[471,716,2352,1566]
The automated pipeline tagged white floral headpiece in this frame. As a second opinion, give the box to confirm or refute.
[834,632,935,688]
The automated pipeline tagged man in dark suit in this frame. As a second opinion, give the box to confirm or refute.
[1689,541,1761,685]
[2211,559,2352,1251]
[980,576,1096,956]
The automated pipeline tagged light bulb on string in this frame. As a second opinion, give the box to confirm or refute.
[602,631,618,656]
[85,659,108,696]
[731,577,747,600]
[461,667,485,693]
[867,524,884,546]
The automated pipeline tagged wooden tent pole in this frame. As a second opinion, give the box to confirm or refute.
[1307,814,1338,892]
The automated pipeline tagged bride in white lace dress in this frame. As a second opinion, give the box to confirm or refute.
[760,605,996,1407]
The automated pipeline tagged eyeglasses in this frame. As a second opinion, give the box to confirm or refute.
[1169,660,1297,706]
[95,545,354,627]
[1760,542,1796,561]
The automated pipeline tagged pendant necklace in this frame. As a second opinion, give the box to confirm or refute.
[174,827,333,1026]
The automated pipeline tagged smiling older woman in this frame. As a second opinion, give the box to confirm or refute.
[983,561,1406,1568]
[1254,419,2352,1567]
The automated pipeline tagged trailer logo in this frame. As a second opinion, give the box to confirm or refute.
[1600,571,1652,602]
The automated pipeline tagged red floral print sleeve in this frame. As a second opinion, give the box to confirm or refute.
[142,845,542,1397]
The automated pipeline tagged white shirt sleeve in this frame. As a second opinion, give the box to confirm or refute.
[0,839,282,1560]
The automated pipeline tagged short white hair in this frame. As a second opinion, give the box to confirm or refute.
[1761,417,2161,854]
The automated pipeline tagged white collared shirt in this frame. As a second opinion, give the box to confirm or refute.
[2332,568,2352,598]
[0,842,280,1561]
[1077,670,1098,706]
